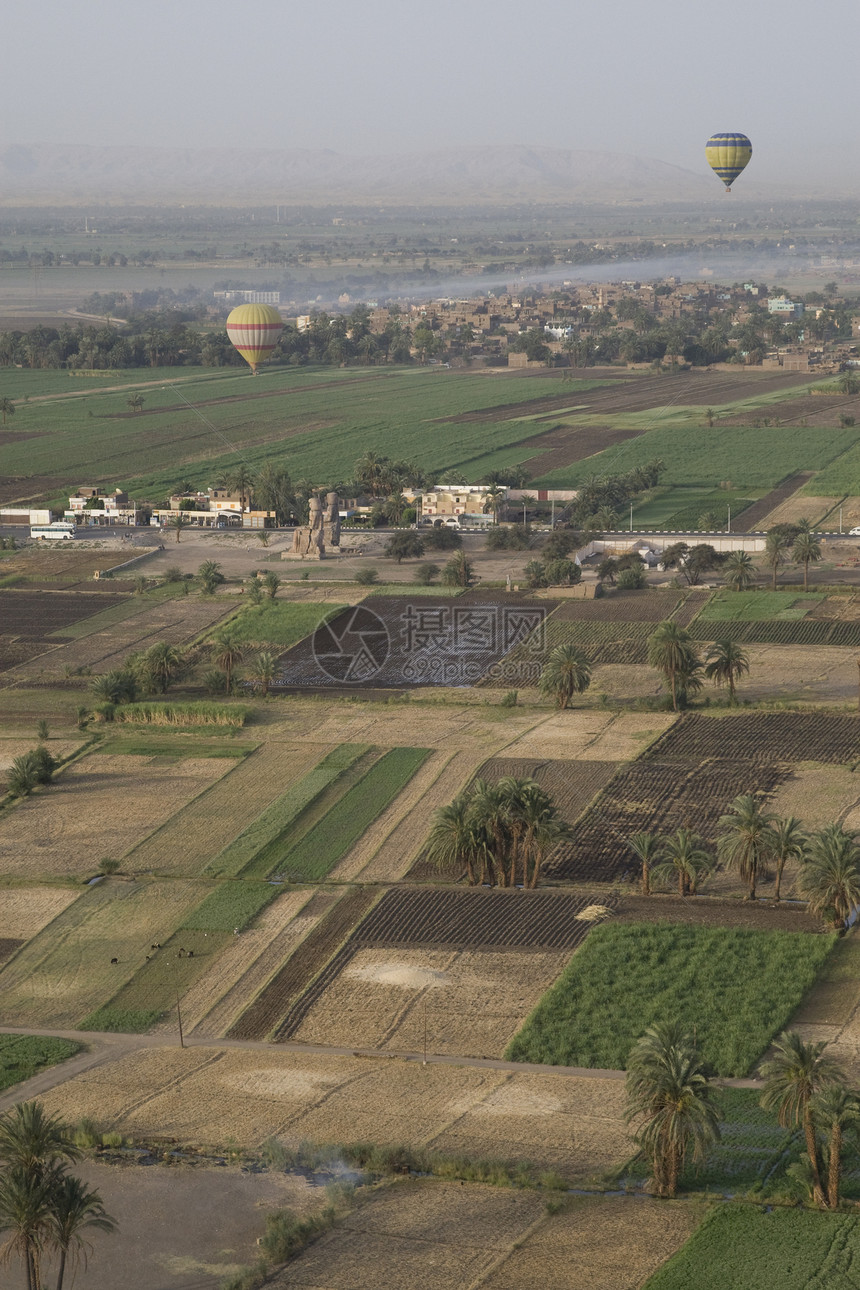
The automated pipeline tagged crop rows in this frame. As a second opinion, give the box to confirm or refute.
[542,619,653,665]
[0,590,126,640]
[689,617,860,646]
[228,887,380,1040]
[646,712,860,765]
[545,757,790,884]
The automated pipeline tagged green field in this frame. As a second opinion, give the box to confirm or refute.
[179,880,279,932]
[530,424,860,490]
[505,923,835,1077]
[207,744,368,878]
[271,745,432,881]
[644,1205,860,1289]
[0,1034,82,1092]
[0,366,610,503]
[698,590,824,621]
[632,486,758,530]
[226,600,346,648]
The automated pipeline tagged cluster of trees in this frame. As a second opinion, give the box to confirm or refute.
[568,463,665,532]
[0,1101,116,1289]
[627,1024,859,1208]
[627,798,860,914]
[6,747,57,800]
[426,776,570,888]
[647,621,749,709]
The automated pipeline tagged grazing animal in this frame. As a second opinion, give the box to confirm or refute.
[187,949,194,959]
[151,943,161,950]
[177,948,185,958]
[110,957,118,965]
[146,955,151,961]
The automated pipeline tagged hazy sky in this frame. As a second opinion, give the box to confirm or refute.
[6,0,859,189]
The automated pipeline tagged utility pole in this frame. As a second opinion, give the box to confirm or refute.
[422,1000,427,1066]
[629,502,633,533]
[173,963,185,1049]
[727,504,731,534]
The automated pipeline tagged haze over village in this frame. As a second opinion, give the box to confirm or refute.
[6,3,860,1290]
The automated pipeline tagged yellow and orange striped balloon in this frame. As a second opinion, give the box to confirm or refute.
[226,303,283,373]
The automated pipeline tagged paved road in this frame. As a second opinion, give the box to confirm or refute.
[0,1023,761,1115]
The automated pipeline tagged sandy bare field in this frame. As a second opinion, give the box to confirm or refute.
[740,644,860,704]
[758,493,843,529]
[0,884,82,939]
[260,699,548,752]
[0,736,83,774]
[73,1160,319,1290]
[771,762,860,831]
[39,1047,628,1178]
[0,753,232,879]
[123,742,334,876]
[291,946,572,1057]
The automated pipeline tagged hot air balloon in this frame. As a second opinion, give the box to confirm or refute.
[705,133,752,192]
[225,303,283,374]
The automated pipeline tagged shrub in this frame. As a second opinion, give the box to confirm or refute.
[616,564,647,589]
[355,568,379,585]
[500,690,518,707]
[162,566,183,583]
[6,757,38,798]
[414,561,441,585]
[424,525,462,550]
[91,669,138,705]
[99,859,121,875]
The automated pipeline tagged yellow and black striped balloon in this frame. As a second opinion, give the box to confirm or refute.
[705,133,752,191]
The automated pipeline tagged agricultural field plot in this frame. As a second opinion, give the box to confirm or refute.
[520,424,642,476]
[696,590,824,621]
[290,945,575,1057]
[643,1205,860,1290]
[228,887,380,1040]
[0,735,83,789]
[645,711,860,765]
[0,589,127,637]
[125,742,337,876]
[1,595,236,681]
[38,1046,630,1177]
[783,934,860,1052]
[501,710,676,762]
[275,888,618,1044]
[224,599,348,649]
[691,616,860,647]
[546,756,789,885]
[0,753,233,878]
[732,471,814,530]
[0,1035,81,1094]
[809,593,860,621]
[550,589,685,623]
[0,885,81,939]
[275,594,549,689]
[770,762,860,834]
[272,1180,548,1290]
[482,1195,701,1290]
[506,922,834,1077]
[504,616,656,670]
[0,545,140,585]
[0,876,209,1028]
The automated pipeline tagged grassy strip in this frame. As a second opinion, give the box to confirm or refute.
[207,744,368,878]
[698,590,824,621]
[181,881,280,932]
[0,1034,81,1091]
[643,1205,859,1289]
[225,601,347,647]
[79,928,233,1033]
[688,618,860,646]
[505,922,835,1078]
[101,701,251,727]
[272,746,432,882]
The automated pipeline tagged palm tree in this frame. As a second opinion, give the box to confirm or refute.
[539,644,592,710]
[425,794,482,886]
[704,639,750,701]
[759,1031,845,1208]
[0,1103,80,1177]
[765,528,792,591]
[249,651,277,697]
[211,632,245,694]
[509,778,570,889]
[812,1083,860,1209]
[792,530,822,592]
[90,670,138,705]
[197,560,223,595]
[647,621,700,712]
[625,1022,721,1198]
[626,831,659,896]
[0,397,16,426]
[717,794,777,901]
[139,642,184,695]
[799,826,860,928]
[0,1163,60,1290]
[723,550,755,593]
[652,828,711,897]
[262,571,280,600]
[483,484,505,524]
[228,464,255,513]
[126,392,144,414]
[47,1173,116,1290]
[165,514,191,544]
[770,816,807,902]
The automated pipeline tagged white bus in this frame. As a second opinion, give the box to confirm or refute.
[30,522,76,541]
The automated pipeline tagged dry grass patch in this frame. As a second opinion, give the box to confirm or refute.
[0,737,83,776]
[739,644,859,704]
[482,1195,702,1290]
[291,946,572,1057]
[0,876,210,1027]
[0,753,232,878]
[38,1048,628,1176]
[504,712,676,762]
[123,743,333,876]
[0,886,81,939]
[770,762,860,843]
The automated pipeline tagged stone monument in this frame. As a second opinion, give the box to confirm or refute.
[284,492,340,560]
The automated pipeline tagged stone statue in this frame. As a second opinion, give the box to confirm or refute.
[322,491,341,548]
[286,493,340,560]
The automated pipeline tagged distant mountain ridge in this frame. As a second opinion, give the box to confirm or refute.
[0,142,717,205]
